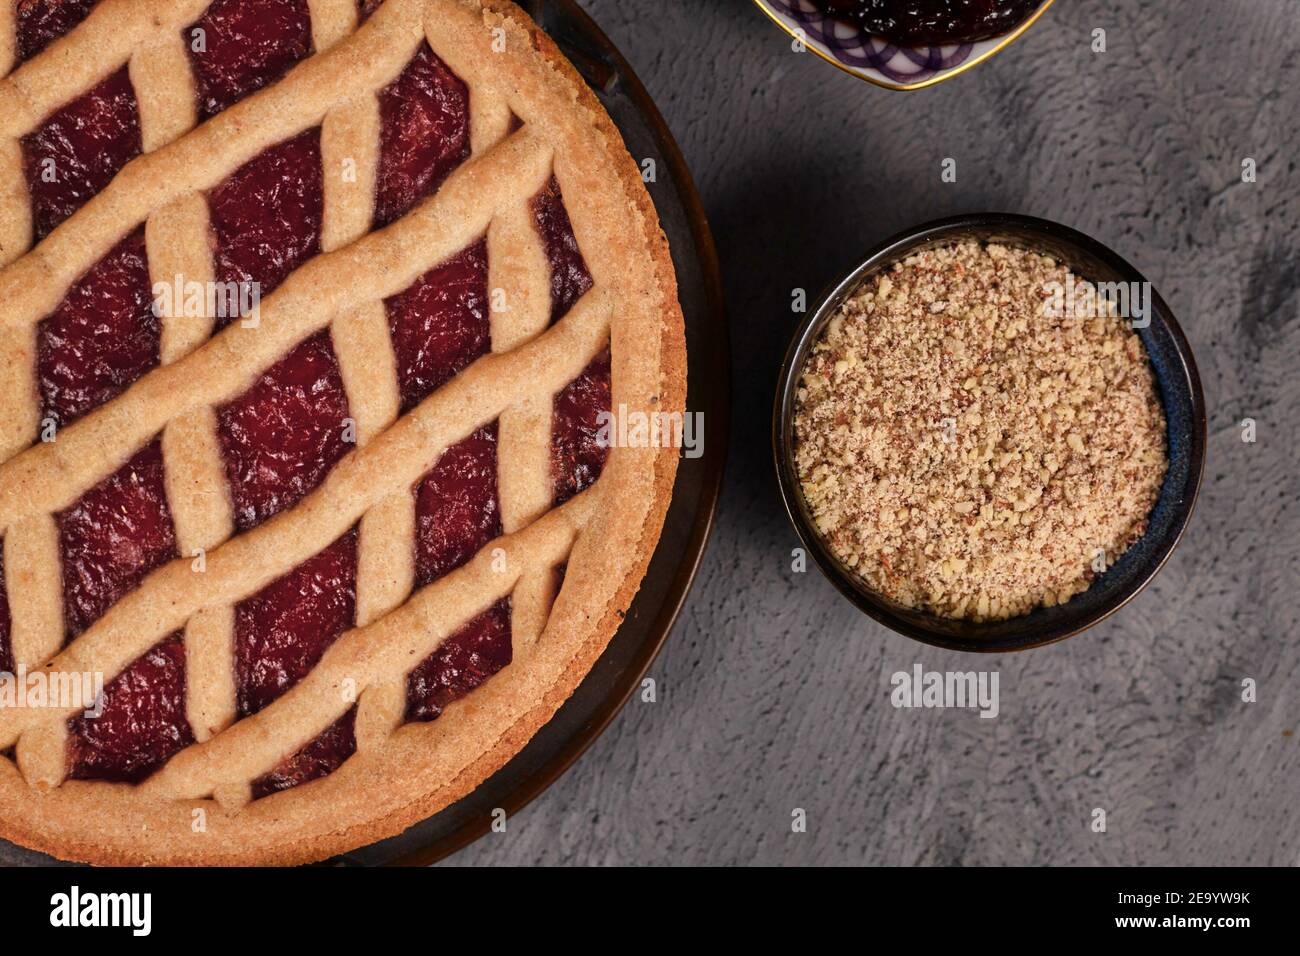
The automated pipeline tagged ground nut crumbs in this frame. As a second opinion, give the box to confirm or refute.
[793,241,1168,622]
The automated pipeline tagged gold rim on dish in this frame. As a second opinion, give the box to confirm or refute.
[749,0,1056,91]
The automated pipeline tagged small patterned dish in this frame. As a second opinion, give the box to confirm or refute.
[751,0,1056,91]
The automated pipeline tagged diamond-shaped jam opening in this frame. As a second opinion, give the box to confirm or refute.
[208,128,323,322]
[414,424,500,589]
[15,0,99,63]
[552,348,611,505]
[532,175,594,324]
[373,41,470,229]
[37,226,158,431]
[57,440,178,642]
[235,528,357,718]
[386,241,489,414]
[67,632,194,784]
[216,330,351,532]
[251,705,356,799]
[0,546,12,676]
[405,598,512,723]
[184,0,313,121]
[21,65,141,241]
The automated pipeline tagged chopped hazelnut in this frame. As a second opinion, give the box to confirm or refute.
[792,241,1167,622]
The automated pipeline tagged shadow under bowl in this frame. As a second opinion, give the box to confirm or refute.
[773,213,1206,653]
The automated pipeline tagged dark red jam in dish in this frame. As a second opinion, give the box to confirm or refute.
[37,226,157,431]
[57,440,177,641]
[0,547,12,675]
[235,529,358,718]
[414,424,500,588]
[216,331,351,532]
[208,128,323,318]
[185,0,314,120]
[405,599,511,722]
[552,347,611,505]
[373,41,470,229]
[251,706,356,798]
[532,175,594,323]
[15,0,99,63]
[67,633,194,783]
[20,66,141,241]
[812,0,1040,45]
[385,241,489,413]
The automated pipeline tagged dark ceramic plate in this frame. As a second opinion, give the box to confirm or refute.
[773,214,1205,653]
[0,0,729,868]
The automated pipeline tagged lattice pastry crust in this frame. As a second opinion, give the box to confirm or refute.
[0,0,684,864]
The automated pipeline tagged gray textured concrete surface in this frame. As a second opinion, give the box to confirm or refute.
[448,0,1300,866]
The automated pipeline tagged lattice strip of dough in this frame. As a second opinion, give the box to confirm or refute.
[0,1,19,266]
[137,25,227,753]
[315,25,413,752]
[130,33,199,153]
[0,3,13,79]
[308,0,359,52]
[6,517,64,791]
[476,102,558,669]
[0,3,14,263]
[3,515,62,670]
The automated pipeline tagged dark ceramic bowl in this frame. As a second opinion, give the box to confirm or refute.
[773,214,1206,653]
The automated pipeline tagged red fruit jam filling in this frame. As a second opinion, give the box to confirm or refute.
[216,331,351,532]
[251,706,356,799]
[15,0,99,63]
[373,41,470,229]
[0,547,12,675]
[414,424,500,589]
[20,66,141,241]
[208,129,323,319]
[37,225,157,430]
[385,241,489,413]
[184,0,313,121]
[235,529,357,718]
[405,599,511,722]
[67,633,194,783]
[57,440,177,641]
[532,175,593,323]
[552,348,611,505]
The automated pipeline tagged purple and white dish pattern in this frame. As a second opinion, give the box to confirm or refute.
[757,0,1045,88]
